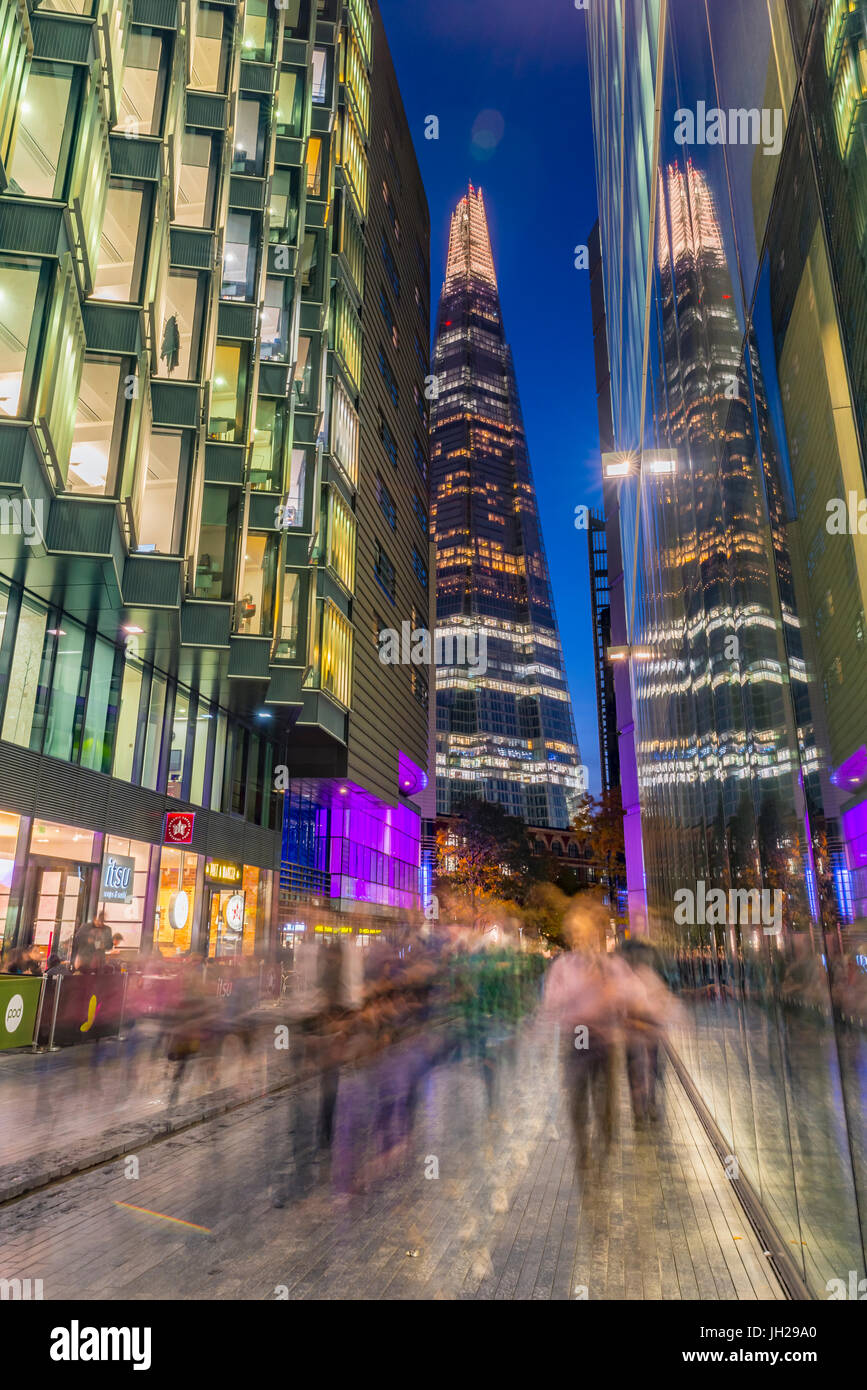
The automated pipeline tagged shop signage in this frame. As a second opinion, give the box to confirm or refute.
[101,853,135,905]
[224,894,245,932]
[204,859,242,886]
[163,811,195,846]
[0,975,42,1049]
[168,891,190,931]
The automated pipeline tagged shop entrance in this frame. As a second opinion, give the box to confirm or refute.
[24,860,92,962]
[206,887,246,958]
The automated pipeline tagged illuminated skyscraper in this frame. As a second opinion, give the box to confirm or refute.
[431,185,582,828]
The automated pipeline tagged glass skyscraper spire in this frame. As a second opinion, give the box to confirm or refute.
[431,185,581,828]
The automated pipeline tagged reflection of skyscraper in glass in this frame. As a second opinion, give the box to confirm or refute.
[431,186,582,827]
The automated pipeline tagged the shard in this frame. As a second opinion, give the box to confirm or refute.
[431,185,583,828]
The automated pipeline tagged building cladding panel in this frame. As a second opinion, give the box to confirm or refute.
[588,0,867,1297]
[431,185,583,829]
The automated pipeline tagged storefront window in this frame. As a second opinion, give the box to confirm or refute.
[112,654,144,781]
[80,634,118,772]
[175,132,217,228]
[141,669,167,791]
[0,812,21,949]
[2,596,47,748]
[0,259,42,419]
[28,820,96,961]
[195,485,240,600]
[138,430,189,554]
[67,356,126,495]
[91,182,148,303]
[238,534,278,636]
[207,343,248,441]
[241,864,261,954]
[7,63,78,199]
[98,835,152,954]
[116,30,166,137]
[154,846,198,955]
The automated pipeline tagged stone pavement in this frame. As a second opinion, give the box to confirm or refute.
[0,1022,784,1300]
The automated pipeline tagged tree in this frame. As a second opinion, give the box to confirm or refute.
[436,800,533,927]
[572,788,626,906]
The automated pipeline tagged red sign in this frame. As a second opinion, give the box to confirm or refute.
[163,811,195,845]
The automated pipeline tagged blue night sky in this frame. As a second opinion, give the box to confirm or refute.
[378,0,605,794]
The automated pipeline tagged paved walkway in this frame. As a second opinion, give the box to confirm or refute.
[0,1023,784,1300]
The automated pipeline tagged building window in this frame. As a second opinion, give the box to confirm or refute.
[413,384,426,422]
[67,355,128,496]
[412,668,428,709]
[260,277,290,361]
[380,413,397,467]
[318,600,352,708]
[250,397,286,492]
[413,436,428,483]
[268,167,300,244]
[379,286,397,345]
[141,669,167,791]
[311,47,329,103]
[157,270,206,378]
[0,258,43,419]
[326,487,356,592]
[116,30,167,137]
[91,182,149,303]
[195,485,240,600]
[232,97,266,176]
[241,0,273,62]
[374,543,396,602]
[238,533,279,636]
[376,475,396,530]
[175,132,218,228]
[7,62,80,199]
[221,211,258,299]
[276,68,305,138]
[137,431,189,553]
[208,341,248,441]
[412,493,428,533]
[191,4,230,91]
[306,136,323,196]
[378,345,398,408]
[330,375,359,485]
[414,335,427,373]
[80,635,118,773]
[412,547,428,588]
[380,232,399,297]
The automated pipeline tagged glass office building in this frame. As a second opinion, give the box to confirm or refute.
[431,186,583,828]
[0,0,430,956]
[588,0,867,1296]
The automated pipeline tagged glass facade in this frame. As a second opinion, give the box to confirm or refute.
[431,187,583,827]
[589,0,867,1296]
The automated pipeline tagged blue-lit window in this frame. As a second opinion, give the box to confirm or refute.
[375,543,396,601]
[413,384,425,422]
[380,232,399,297]
[412,493,427,533]
[379,412,398,467]
[413,436,427,482]
[414,335,427,373]
[376,474,396,529]
[379,345,398,408]
[412,546,427,588]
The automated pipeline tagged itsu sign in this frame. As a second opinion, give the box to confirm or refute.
[101,854,135,905]
[163,811,195,846]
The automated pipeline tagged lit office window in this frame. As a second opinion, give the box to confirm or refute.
[208,341,248,441]
[260,277,290,361]
[330,376,359,484]
[141,669,167,791]
[306,137,323,196]
[190,4,229,90]
[232,97,266,176]
[221,212,258,299]
[195,486,240,600]
[319,600,352,708]
[0,259,42,418]
[175,132,217,228]
[311,47,328,103]
[80,635,117,773]
[241,0,273,62]
[67,356,127,495]
[238,533,279,636]
[276,69,304,138]
[156,270,205,379]
[277,571,301,659]
[2,596,47,748]
[326,487,356,591]
[268,168,300,244]
[116,30,166,136]
[7,63,79,198]
[92,182,147,302]
[282,447,308,526]
[137,430,188,554]
[112,656,144,781]
[251,397,285,491]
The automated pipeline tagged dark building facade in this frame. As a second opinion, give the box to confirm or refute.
[0,0,429,963]
[430,185,582,829]
[588,0,867,1296]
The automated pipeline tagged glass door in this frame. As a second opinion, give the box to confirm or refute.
[29,863,90,962]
